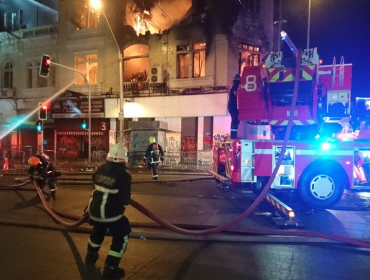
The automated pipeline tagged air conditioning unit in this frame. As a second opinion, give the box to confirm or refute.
[150,66,163,83]
[1,89,14,98]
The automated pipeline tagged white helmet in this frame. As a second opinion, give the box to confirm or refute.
[107,144,128,163]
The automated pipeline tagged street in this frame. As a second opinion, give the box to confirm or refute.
[1,171,370,280]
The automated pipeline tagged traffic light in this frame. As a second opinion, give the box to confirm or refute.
[36,120,43,131]
[39,54,51,77]
[81,120,88,130]
[39,104,48,120]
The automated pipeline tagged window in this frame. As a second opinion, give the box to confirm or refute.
[239,43,260,73]
[72,2,100,30]
[3,62,13,88]
[176,42,206,79]
[193,43,206,78]
[242,0,261,13]
[123,44,149,82]
[74,54,98,85]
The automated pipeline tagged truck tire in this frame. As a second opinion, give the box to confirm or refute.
[299,167,344,209]
[253,176,269,196]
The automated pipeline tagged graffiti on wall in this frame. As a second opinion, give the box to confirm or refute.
[91,136,108,151]
[181,136,197,152]
[57,134,108,160]
[58,136,78,160]
[166,133,180,153]
[213,134,228,141]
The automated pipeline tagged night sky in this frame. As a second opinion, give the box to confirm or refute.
[278,0,370,98]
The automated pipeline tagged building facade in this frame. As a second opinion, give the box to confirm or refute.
[0,0,273,161]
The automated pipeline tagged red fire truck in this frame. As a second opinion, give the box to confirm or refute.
[208,33,369,209]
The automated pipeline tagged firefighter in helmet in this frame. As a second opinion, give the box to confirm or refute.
[28,151,57,199]
[228,73,241,139]
[85,143,131,279]
[142,136,164,180]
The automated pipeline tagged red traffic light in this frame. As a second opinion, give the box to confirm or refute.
[39,102,48,120]
[39,54,51,77]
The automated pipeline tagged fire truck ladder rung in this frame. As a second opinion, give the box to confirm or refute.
[207,170,229,185]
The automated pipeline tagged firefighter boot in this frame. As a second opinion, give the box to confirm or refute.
[84,252,99,265]
[103,266,125,279]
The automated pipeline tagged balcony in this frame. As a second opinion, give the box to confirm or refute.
[123,76,228,97]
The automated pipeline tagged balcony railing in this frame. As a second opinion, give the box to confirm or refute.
[123,80,228,98]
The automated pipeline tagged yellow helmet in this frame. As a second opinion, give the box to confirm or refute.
[28,156,40,168]
[149,136,156,144]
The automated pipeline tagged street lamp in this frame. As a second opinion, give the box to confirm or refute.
[91,0,124,141]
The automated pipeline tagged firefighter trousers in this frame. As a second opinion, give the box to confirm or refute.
[37,177,56,194]
[149,163,159,179]
[230,114,240,140]
[87,216,131,267]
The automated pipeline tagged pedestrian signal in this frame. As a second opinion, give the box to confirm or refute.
[36,120,43,131]
[39,54,51,77]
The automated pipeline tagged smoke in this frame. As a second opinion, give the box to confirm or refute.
[0,0,58,29]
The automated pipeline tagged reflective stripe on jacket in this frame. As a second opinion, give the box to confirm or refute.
[88,161,131,223]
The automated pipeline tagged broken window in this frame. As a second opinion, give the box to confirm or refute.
[74,54,98,85]
[239,43,261,73]
[177,42,206,79]
[71,1,100,30]
[193,43,206,78]
[123,44,149,82]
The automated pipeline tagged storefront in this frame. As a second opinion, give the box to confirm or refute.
[51,97,109,160]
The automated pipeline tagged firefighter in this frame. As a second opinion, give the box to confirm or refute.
[356,119,370,141]
[142,136,164,180]
[28,151,57,199]
[228,73,241,139]
[84,143,131,279]
[354,151,367,185]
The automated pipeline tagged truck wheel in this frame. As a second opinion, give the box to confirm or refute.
[253,177,269,196]
[299,167,344,209]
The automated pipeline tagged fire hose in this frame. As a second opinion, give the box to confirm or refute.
[2,50,370,248]
[33,180,89,228]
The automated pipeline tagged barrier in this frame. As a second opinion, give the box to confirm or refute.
[128,150,213,170]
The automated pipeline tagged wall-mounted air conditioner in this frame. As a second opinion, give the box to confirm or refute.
[150,66,163,83]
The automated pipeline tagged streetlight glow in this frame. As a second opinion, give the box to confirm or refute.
[90,0,101,9]
[91,0,125,142]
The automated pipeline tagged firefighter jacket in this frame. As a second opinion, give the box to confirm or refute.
[28,156,55,179]
[88,161,131,223]
[143,143,164,164]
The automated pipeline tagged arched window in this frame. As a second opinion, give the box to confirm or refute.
[4,62,13,88]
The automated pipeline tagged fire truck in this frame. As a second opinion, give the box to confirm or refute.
[208,32,370,210]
